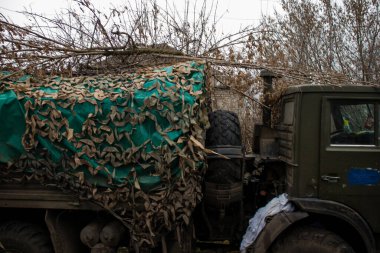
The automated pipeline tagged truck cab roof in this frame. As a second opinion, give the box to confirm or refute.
[284,84,380,96]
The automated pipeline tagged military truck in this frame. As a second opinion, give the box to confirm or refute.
[0,63,379,253]
[199,72,380,253]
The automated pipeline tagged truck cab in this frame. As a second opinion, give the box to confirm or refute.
[251,84,380,253]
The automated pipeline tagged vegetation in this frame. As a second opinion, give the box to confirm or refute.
[0,0,379,247]
[1,0,378,82]
[1,0,378,152]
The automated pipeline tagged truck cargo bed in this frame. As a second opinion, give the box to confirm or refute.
[0,183,101,210]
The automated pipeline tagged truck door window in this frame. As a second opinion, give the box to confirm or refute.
[330,102,375,145]
[283,101,294,125]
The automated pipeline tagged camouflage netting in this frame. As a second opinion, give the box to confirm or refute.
[0,61,210,246]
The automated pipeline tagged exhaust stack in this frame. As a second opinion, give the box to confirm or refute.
[259,70,277,127]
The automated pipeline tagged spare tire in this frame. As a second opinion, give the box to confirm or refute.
[205,110,242,183]
[0,221,53,253]
[206,159,241,183]
[206,110,241,147]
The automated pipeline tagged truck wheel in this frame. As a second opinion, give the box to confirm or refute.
[168,222,193,253]
[206,159,241,183]
[206,110,242,183]
[0,221,53,253]
[270,226,355,253]
[206,110,241,146]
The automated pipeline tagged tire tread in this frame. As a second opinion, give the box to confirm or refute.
[270,226,355,253]
[206,110,241,147]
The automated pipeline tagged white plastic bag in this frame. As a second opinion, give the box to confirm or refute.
[240,193,294,253]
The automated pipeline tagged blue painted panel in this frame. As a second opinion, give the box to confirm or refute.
[348,168,380,186]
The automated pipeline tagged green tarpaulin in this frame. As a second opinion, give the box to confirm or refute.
[0,90,26,162]
[0,61,208,191]
[0,61,209,245]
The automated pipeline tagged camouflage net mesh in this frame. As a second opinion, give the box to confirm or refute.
[0,61,210,247]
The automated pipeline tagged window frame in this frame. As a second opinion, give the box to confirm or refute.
[281,99,295,126]
[323,97,379,148]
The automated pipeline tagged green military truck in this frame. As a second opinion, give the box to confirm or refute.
[0,63,379,253]
[241,82,380,253]
[196,74,380,253]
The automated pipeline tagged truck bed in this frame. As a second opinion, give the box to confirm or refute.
[0,183,101,210]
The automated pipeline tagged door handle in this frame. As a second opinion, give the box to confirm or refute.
[321,175,340,183]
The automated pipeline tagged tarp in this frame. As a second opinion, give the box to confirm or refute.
[0,61,207,191]
[0,90,26,162]
[0,61,209,245]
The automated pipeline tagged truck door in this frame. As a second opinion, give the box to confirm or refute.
[320,97,380,232]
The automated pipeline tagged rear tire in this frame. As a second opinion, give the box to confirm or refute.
[206,159,241,183]
[0,221,53,253]
[270,226,355,253]
[168,222,193,253]
[206,110,241,147]
[206,110,242,183]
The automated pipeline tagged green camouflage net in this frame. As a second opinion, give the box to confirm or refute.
[0,61,209,246]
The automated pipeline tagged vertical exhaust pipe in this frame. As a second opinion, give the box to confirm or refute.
[259,70,278,127]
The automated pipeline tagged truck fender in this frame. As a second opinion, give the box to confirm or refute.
[45,210,86,253]
[251,211,309,253]
[290,198,376,253]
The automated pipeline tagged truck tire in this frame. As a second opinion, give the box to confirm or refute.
[168,222,193,253]
[206,110,241,147]
[206,159,241,183]
[0,221,53,253]
[206,110,242,183]
[270,226,355,253]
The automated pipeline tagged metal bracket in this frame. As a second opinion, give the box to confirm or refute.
[206,145,243,159]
